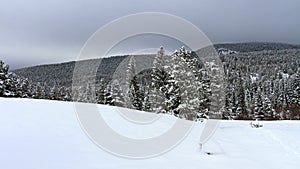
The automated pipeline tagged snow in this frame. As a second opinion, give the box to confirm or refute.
[281,72,290,79]
[1,97,300,169]
[250,73,259,83]
[218,48,238,55]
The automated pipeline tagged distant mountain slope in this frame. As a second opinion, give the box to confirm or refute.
[214,42,300,53]
[13,54,156,88]
[13,60,76,87]
[12,42,300,88]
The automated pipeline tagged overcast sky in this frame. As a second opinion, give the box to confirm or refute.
[1,0,300,69]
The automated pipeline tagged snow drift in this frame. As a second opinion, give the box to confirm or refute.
[0,98,300,169]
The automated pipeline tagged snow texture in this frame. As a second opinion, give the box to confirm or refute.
[0,98,300,169]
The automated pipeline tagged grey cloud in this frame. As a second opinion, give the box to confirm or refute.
[0,0,300,69]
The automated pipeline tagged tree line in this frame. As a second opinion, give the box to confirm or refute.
[1,47,299,120]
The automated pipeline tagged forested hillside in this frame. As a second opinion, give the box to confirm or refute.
[220,49,300,120]
[2,42,299,120]
[215,42,300,53]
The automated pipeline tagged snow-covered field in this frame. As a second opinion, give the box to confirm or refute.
[0,98,300,169]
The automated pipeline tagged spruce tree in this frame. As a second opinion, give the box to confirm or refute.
[149,46,168,113]
[104,83,113,105]
[85,82,96,103]
[0,60,32,98]
[125,56,144,110]
[110,80,125,107]
[50,85,60,100]
[33,82,44,99]
[236,72,247,119]
[205,58,225,119]
[165,47,202,120]
[96,79,106,104]
[20,79,31,98]
[254,86,264,120]
[263,95,276,120]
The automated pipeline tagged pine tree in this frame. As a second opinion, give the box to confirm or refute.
[205,58,225,119]
[149,46,168,113]
[164,49,183,116]
[85,82,96,103]
[277,79,288,119]
[4,72,17,97]
[110,80,125,107]
[96,79,106,104]
[236,72,247,119]
[33,82,44,99]
[289,74,300,106]
[58,86,71,101]
[0,60,32,98]
[104,83,113,105]
[125,56,144,110]
[0,61,6,96]
[254,86,264,120]
[20,79,31,98]
[165,47,202,120]
[43,83,52,100]
[198,69,211,118]
[50,85,60,100]
[263,95,276,120]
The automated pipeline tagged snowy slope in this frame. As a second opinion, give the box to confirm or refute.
[0,98,300,169]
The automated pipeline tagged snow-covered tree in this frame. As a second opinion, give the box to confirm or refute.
[141,85,152,112]
[59,86,71,101]
[86,82,96,103]
[104,83,113,105]
[33,82,44,99]
[262,95,276,120]
[205,58,225,119]
[20,79,31,98]
[0,60,32,98]
[50,85,60,100]
[165,47,202,120]
[125,56,144,110]
[254,87,264,120]
[235,72,247,119]
[43,83,52,100]
[110,80,125,107]
[96,79,106,104]
[149,46,168,113]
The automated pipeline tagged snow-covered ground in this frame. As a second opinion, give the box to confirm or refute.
[0,98,300,169]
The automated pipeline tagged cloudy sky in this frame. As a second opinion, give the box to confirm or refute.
[1,0,300,69]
